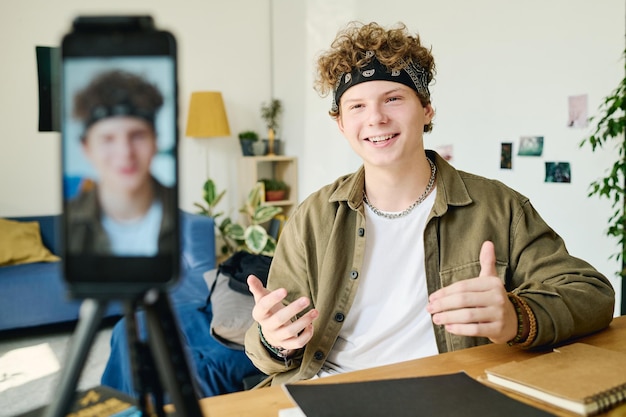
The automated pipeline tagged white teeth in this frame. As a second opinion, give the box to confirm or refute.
[369,134,394,143]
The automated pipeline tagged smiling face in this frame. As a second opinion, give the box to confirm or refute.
[336,80,434,170]
[82,116,157,196]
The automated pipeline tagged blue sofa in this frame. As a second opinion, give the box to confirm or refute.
[0,214,122,331]
[0,212,262,398]
[0,212,212,330]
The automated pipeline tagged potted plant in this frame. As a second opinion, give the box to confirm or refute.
[579,48,625,313]
[260,98,283,155]
[194,178,231,259]
[223,182,283,255]
[195,179,283,257]
[238,130,259,156]
[260,178,289,202]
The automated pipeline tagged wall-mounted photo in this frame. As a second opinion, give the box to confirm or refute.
[518,136,544,157]
[500,142,512,169]
[545,162,571,183]
[567,94,588,128]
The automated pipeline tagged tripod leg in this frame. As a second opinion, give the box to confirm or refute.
[124,300,150,415]
[125,299,166,417]
[143,291,204,417]
[43,299,108,417]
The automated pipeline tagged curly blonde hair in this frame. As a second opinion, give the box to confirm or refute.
[315,21,436,129]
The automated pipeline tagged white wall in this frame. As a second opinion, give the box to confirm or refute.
[0,0,623,312]
[272,0,625,314]
[0,0,272,219]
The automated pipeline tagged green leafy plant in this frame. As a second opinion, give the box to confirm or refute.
[194,178,226,219]
[195,179,282,257]
[194,179,231,256]
[223,182,283,255]
[260,178,288,191]
[238,130,259,141]
[579,49,626,274]
[260,99,283,134]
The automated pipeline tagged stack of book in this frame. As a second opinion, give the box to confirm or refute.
[484,343,626,416]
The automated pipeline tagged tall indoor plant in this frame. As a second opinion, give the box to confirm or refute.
[579,49,626,313]
[261,98,283,155]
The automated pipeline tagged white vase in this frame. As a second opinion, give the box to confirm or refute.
[252,141,267,156]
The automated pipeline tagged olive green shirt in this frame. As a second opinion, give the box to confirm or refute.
[244,151,615,386]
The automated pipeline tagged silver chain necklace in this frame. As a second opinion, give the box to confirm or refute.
[363,158,437,220]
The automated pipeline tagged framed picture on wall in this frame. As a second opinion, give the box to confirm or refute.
[518,136,544,157]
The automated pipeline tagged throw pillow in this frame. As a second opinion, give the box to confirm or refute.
[0,219,60,266]
[203,269,255,350]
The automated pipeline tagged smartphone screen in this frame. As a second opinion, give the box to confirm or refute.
[61,18,179,297]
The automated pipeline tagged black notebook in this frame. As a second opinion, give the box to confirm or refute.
[283,371,555,417]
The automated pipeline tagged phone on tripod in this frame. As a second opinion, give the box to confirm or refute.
[60,16,179,298]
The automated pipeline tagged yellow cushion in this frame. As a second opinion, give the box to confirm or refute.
[0,219,60,266]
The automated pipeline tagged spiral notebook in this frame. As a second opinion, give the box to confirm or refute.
[484,343,626,416]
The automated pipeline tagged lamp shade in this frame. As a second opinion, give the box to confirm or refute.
[185,91,231,138]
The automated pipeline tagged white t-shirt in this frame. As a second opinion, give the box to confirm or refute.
[101,200,162,256]
[318,188,438,377]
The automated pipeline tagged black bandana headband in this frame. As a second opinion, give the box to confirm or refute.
[84,103,157,132]
[332,51,430,112]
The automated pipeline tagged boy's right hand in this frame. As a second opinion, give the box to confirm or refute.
[247,274,319,356]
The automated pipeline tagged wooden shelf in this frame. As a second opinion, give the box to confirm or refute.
[238,155,298,217]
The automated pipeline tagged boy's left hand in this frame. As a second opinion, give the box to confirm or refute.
[426,241,518,344]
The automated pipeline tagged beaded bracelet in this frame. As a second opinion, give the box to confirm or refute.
[258,324,290,359]
[515,295,538,348]
[507,293,526,345]
[507,293,537,347]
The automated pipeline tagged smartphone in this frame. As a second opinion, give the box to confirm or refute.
[60,16,179,298]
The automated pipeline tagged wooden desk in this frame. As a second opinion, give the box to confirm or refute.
[198,315,626,417]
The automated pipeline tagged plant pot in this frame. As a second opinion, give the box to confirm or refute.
[265,190,287,201]
[262,138,282,155]
[239,139,255,156]
[252,141,267,156]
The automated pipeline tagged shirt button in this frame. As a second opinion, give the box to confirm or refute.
[334,312,345,322]
[358,228,365,237]
[314,351,325,360]
[350,270,359,279]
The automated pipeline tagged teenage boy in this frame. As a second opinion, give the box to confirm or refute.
[245,22,614,386]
